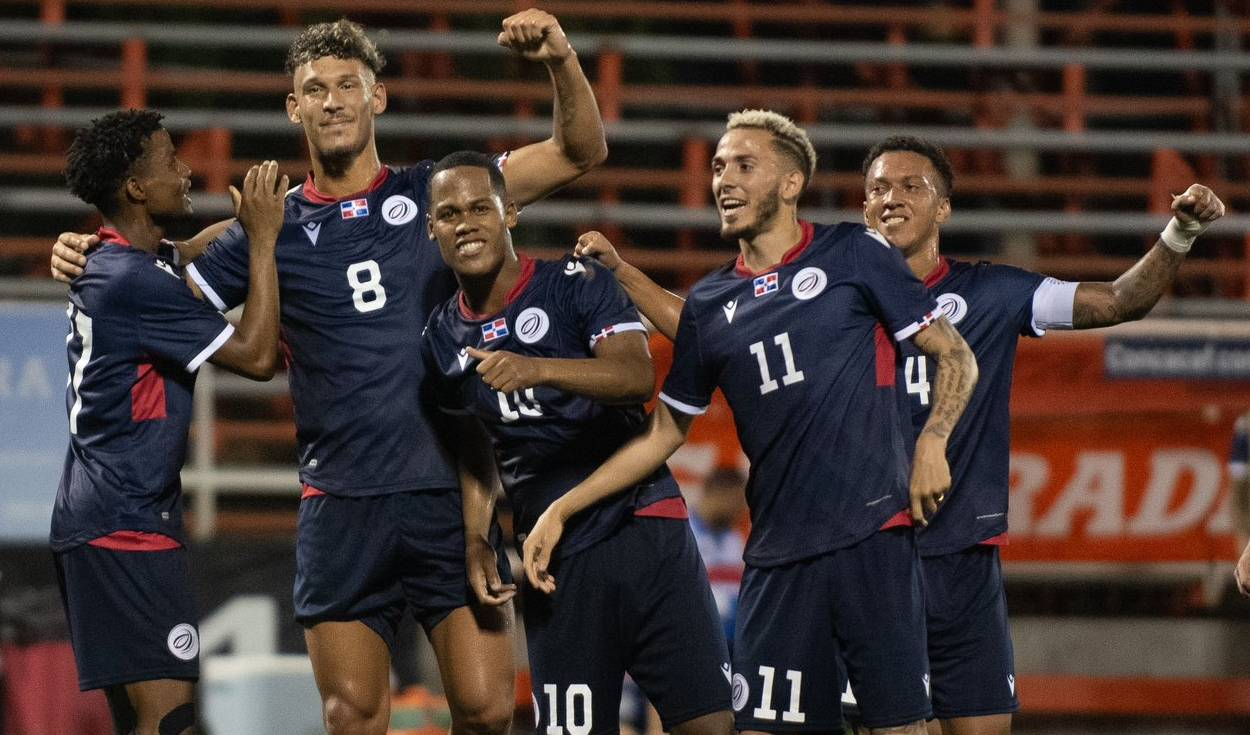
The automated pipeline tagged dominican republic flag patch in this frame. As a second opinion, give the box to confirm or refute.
[340,198,369,219]
[753,272,779,297]
[481,317,509,342]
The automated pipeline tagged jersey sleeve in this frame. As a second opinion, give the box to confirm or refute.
[1028,276,1078,336]
[658,300,714,416]
[129,261,234,372]
[566,259,648,350]
[853,229,939,342]
[185,221,249,311]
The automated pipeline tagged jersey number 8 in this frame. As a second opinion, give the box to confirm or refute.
[347,260,388,313]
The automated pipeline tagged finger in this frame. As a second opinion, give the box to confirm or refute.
[276,174,290,200]
[54,243,88,268]
[910,496,926,526]
[243,165,259,198]
[466,346,492,360]
[924,494,939,518]
[229,186,242,214]
[264,160,280,195]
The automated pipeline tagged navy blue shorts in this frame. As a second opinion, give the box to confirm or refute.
[295,488,511,651]
[54,543,200,691]
[524,516,731,733]
[923,544,1018,719]
[732,528,930,731]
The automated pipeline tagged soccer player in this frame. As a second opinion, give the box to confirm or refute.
[535,110,980,735]
[860,136,1222,735]
[1229,414,1250,596]
[51,11,607,735]
[55,109,286,735]
[422,152,733,735]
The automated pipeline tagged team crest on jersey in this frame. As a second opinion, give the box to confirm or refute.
[753,272,779,297]
[731,673,750,711]
[340,198,369,219]
[516,307,550,344]
[382,195,418,225]
[791,267,827,300]
[167,623,199,661]
[936,293,968,325]
[481,317,509,342]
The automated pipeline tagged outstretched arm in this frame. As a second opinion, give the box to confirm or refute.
[575,231,685,341]
[522,401,694,592]
[451,414,517,607]
[908,316,978,525]
[495,9,608,207]
[1071,184,1224,329]
[466,330,654,405]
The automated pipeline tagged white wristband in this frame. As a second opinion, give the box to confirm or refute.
[1159,216,1205,254]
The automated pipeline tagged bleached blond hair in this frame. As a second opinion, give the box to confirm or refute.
[726,109,817,190]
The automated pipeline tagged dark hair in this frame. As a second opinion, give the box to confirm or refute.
[862,135,955,197]
[64,109,165,217]
[429,151,508,202]
[285,18,385,76]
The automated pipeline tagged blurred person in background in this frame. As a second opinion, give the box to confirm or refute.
[55,109,285,735]
[50,11,606,735]
[1229,414,1250,596]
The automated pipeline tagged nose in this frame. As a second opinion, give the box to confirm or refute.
[177,159,192,178]
[322,89,344,111]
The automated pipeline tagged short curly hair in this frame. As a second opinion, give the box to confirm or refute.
[862,136,955,197]
[285,18,386,76]
[64,109,165,217]
[726,109,818,192]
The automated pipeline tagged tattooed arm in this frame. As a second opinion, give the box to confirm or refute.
[496,9,608,207]
[908,317,978,525]
[1072,184,1224,329]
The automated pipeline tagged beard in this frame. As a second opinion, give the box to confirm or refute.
[720,183,783,242]
[313,124,371,178]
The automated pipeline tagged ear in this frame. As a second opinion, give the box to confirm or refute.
[123,176,146,206]
[426,212,435,240]
[286,93,300,124]
[936,196,951,225]
[504,200,519,229]
[371,81,387,115]
[862,198,872,227]
[781,169,804,204]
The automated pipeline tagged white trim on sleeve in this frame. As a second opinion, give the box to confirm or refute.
[186,263,228,312]
[658,392,709,416]
[186,323,235,372]
[1031,277,1078,335]
[588,321,648,350]
[893,309,939,342]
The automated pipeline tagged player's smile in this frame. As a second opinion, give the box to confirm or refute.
[863,150,949,255]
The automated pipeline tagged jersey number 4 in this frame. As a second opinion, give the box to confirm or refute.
[347,260,387,313]
[905,355,931,406]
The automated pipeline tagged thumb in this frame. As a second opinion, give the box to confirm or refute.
[466,346,491,360]
[229,186,242,215]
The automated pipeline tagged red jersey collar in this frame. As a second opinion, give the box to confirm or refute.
[302,166,390,205]
[458,254,537,321]
[734,220,815,278]
[922,256,952,288]
[96,226,131,247]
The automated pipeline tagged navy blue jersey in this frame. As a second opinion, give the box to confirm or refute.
[899,258,1046,555]
[423,255,681,558]
[51,229,234,551]
[187,165,459,496]
[660,221,939,567]
[1229,412,1249,483]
